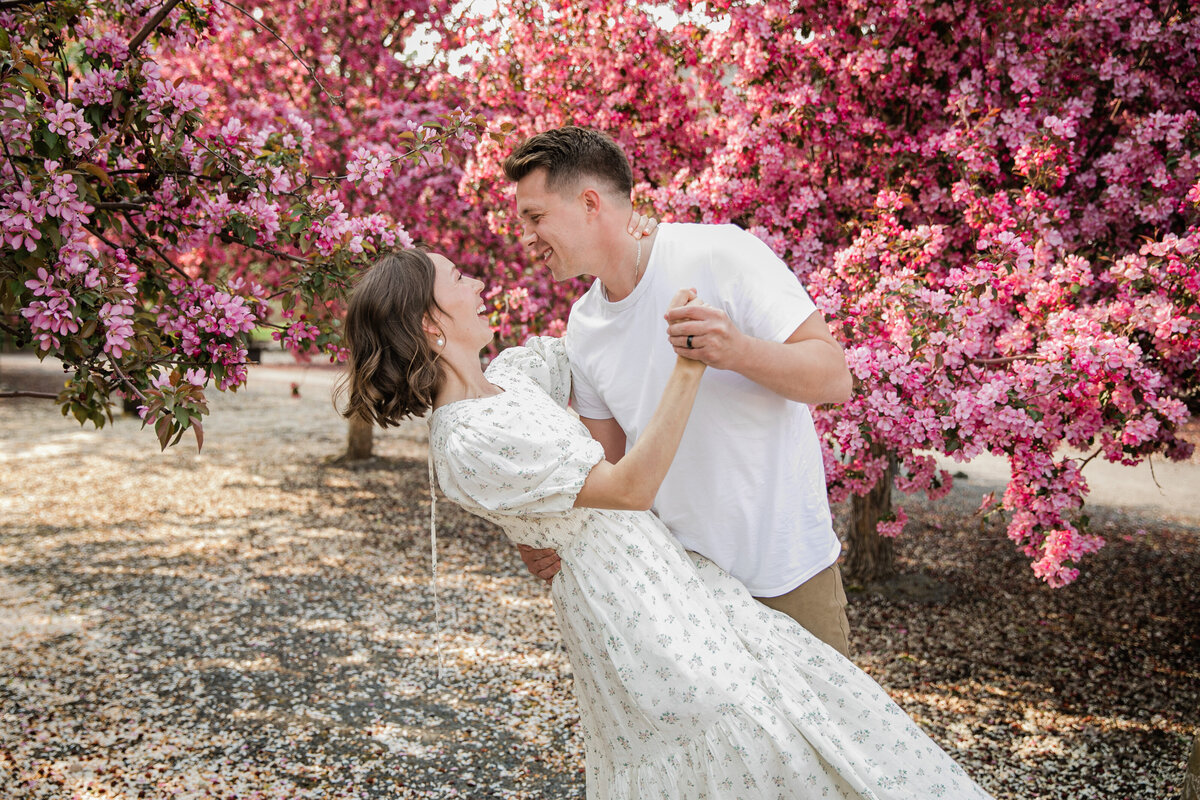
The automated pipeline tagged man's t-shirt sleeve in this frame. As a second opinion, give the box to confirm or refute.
[711,228,818,343]
[564,327,614,420]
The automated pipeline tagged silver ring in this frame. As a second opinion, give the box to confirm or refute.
[686,334,694,349]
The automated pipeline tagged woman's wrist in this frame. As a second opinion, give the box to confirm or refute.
[676,354,707,374]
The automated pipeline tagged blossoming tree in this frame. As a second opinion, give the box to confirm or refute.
[5,0,1195,588]
[453,0,1199,587]
[1,0,481,449]
[156,0,521,458]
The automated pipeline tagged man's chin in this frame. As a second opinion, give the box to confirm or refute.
[549,265,580,282]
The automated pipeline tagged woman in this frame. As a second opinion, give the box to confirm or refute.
[339,248,994,800]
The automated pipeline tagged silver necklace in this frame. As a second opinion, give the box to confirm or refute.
[602,236,643,302]
[634,236,642,285]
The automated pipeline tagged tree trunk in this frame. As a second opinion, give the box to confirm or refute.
[343,415,374,461]
[843,448,897,585]
[1183,732,1200,800]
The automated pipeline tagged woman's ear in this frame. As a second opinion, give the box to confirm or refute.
[421,313,445,346]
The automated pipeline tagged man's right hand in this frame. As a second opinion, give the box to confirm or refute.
[518,544,561,583]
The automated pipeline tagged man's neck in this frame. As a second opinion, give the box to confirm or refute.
[598,228,658,303]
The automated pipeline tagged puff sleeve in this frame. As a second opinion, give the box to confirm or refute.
[433,401,604,517]
[487,336,572,409]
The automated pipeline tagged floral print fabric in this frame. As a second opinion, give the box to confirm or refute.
[430,338,993,800]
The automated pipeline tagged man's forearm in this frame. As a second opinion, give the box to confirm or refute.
[733,335,853,406]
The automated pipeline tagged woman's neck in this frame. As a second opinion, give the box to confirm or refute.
[432,347,502,410]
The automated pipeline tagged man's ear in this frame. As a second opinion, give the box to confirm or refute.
[580,186,603,216]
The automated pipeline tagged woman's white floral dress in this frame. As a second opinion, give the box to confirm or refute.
[430,338,993,800]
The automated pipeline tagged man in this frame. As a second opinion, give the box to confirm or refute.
[504,126,855,656]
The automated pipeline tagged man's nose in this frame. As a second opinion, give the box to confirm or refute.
[520,227,537,247]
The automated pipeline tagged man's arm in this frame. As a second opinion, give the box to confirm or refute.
[665,306,852,405]
[579,415,627,464]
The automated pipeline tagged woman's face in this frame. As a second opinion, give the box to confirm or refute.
[429,253,492,350]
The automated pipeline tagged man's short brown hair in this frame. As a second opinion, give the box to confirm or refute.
[502,126,633,198]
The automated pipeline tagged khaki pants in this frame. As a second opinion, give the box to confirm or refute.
[754,563,852,658]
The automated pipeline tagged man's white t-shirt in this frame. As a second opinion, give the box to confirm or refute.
[565,222,841,597]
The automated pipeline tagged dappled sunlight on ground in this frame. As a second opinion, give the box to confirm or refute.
[2,357,1196,798]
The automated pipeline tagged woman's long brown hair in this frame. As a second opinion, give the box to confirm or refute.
[335,249,446,426]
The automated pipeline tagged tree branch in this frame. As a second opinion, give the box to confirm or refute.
[1076,446,1104,471]
[217,232,312,265]
[381,9,415,51]
[0,128,16,166]
[96,201,148,211]
[83,223,191,282]
[106,167,218,182]
[0,391,60,400]
[215,0,342,105]
[190,138,306,203]
[107,353,147,403]
[128,0,185,55]
[964,354,1043,366]
[119,211,195,281]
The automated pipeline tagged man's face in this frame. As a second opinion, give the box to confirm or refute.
[514,168,591,281]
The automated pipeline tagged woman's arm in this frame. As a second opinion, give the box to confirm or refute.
[573,291,706,510]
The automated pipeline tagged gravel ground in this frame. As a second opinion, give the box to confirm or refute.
[1,354,1197,799]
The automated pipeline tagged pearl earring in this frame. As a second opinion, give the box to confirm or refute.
[436,337,444,347]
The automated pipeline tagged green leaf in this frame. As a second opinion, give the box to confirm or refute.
[16,253,45,271]
[78,162,112,186]
[22,69,51,97]
[155,415,172,450]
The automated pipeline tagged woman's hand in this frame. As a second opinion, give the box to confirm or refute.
[668,287,698,309]
[627,211,659,239]
[666,289,707,364]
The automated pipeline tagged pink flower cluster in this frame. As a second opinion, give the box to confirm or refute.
[272,310,321,351]
[21,268,78,351]
[0,178,45,252]
[156,278,262,390]
[71,65,125,107]
[45,100,96,155]
[138,61,210,138]
[345,147,392,196]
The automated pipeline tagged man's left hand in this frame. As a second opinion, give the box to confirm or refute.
[665,302,746,370]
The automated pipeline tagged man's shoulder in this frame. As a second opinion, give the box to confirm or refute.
[659,222,775,264]
[661,221,749,243]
